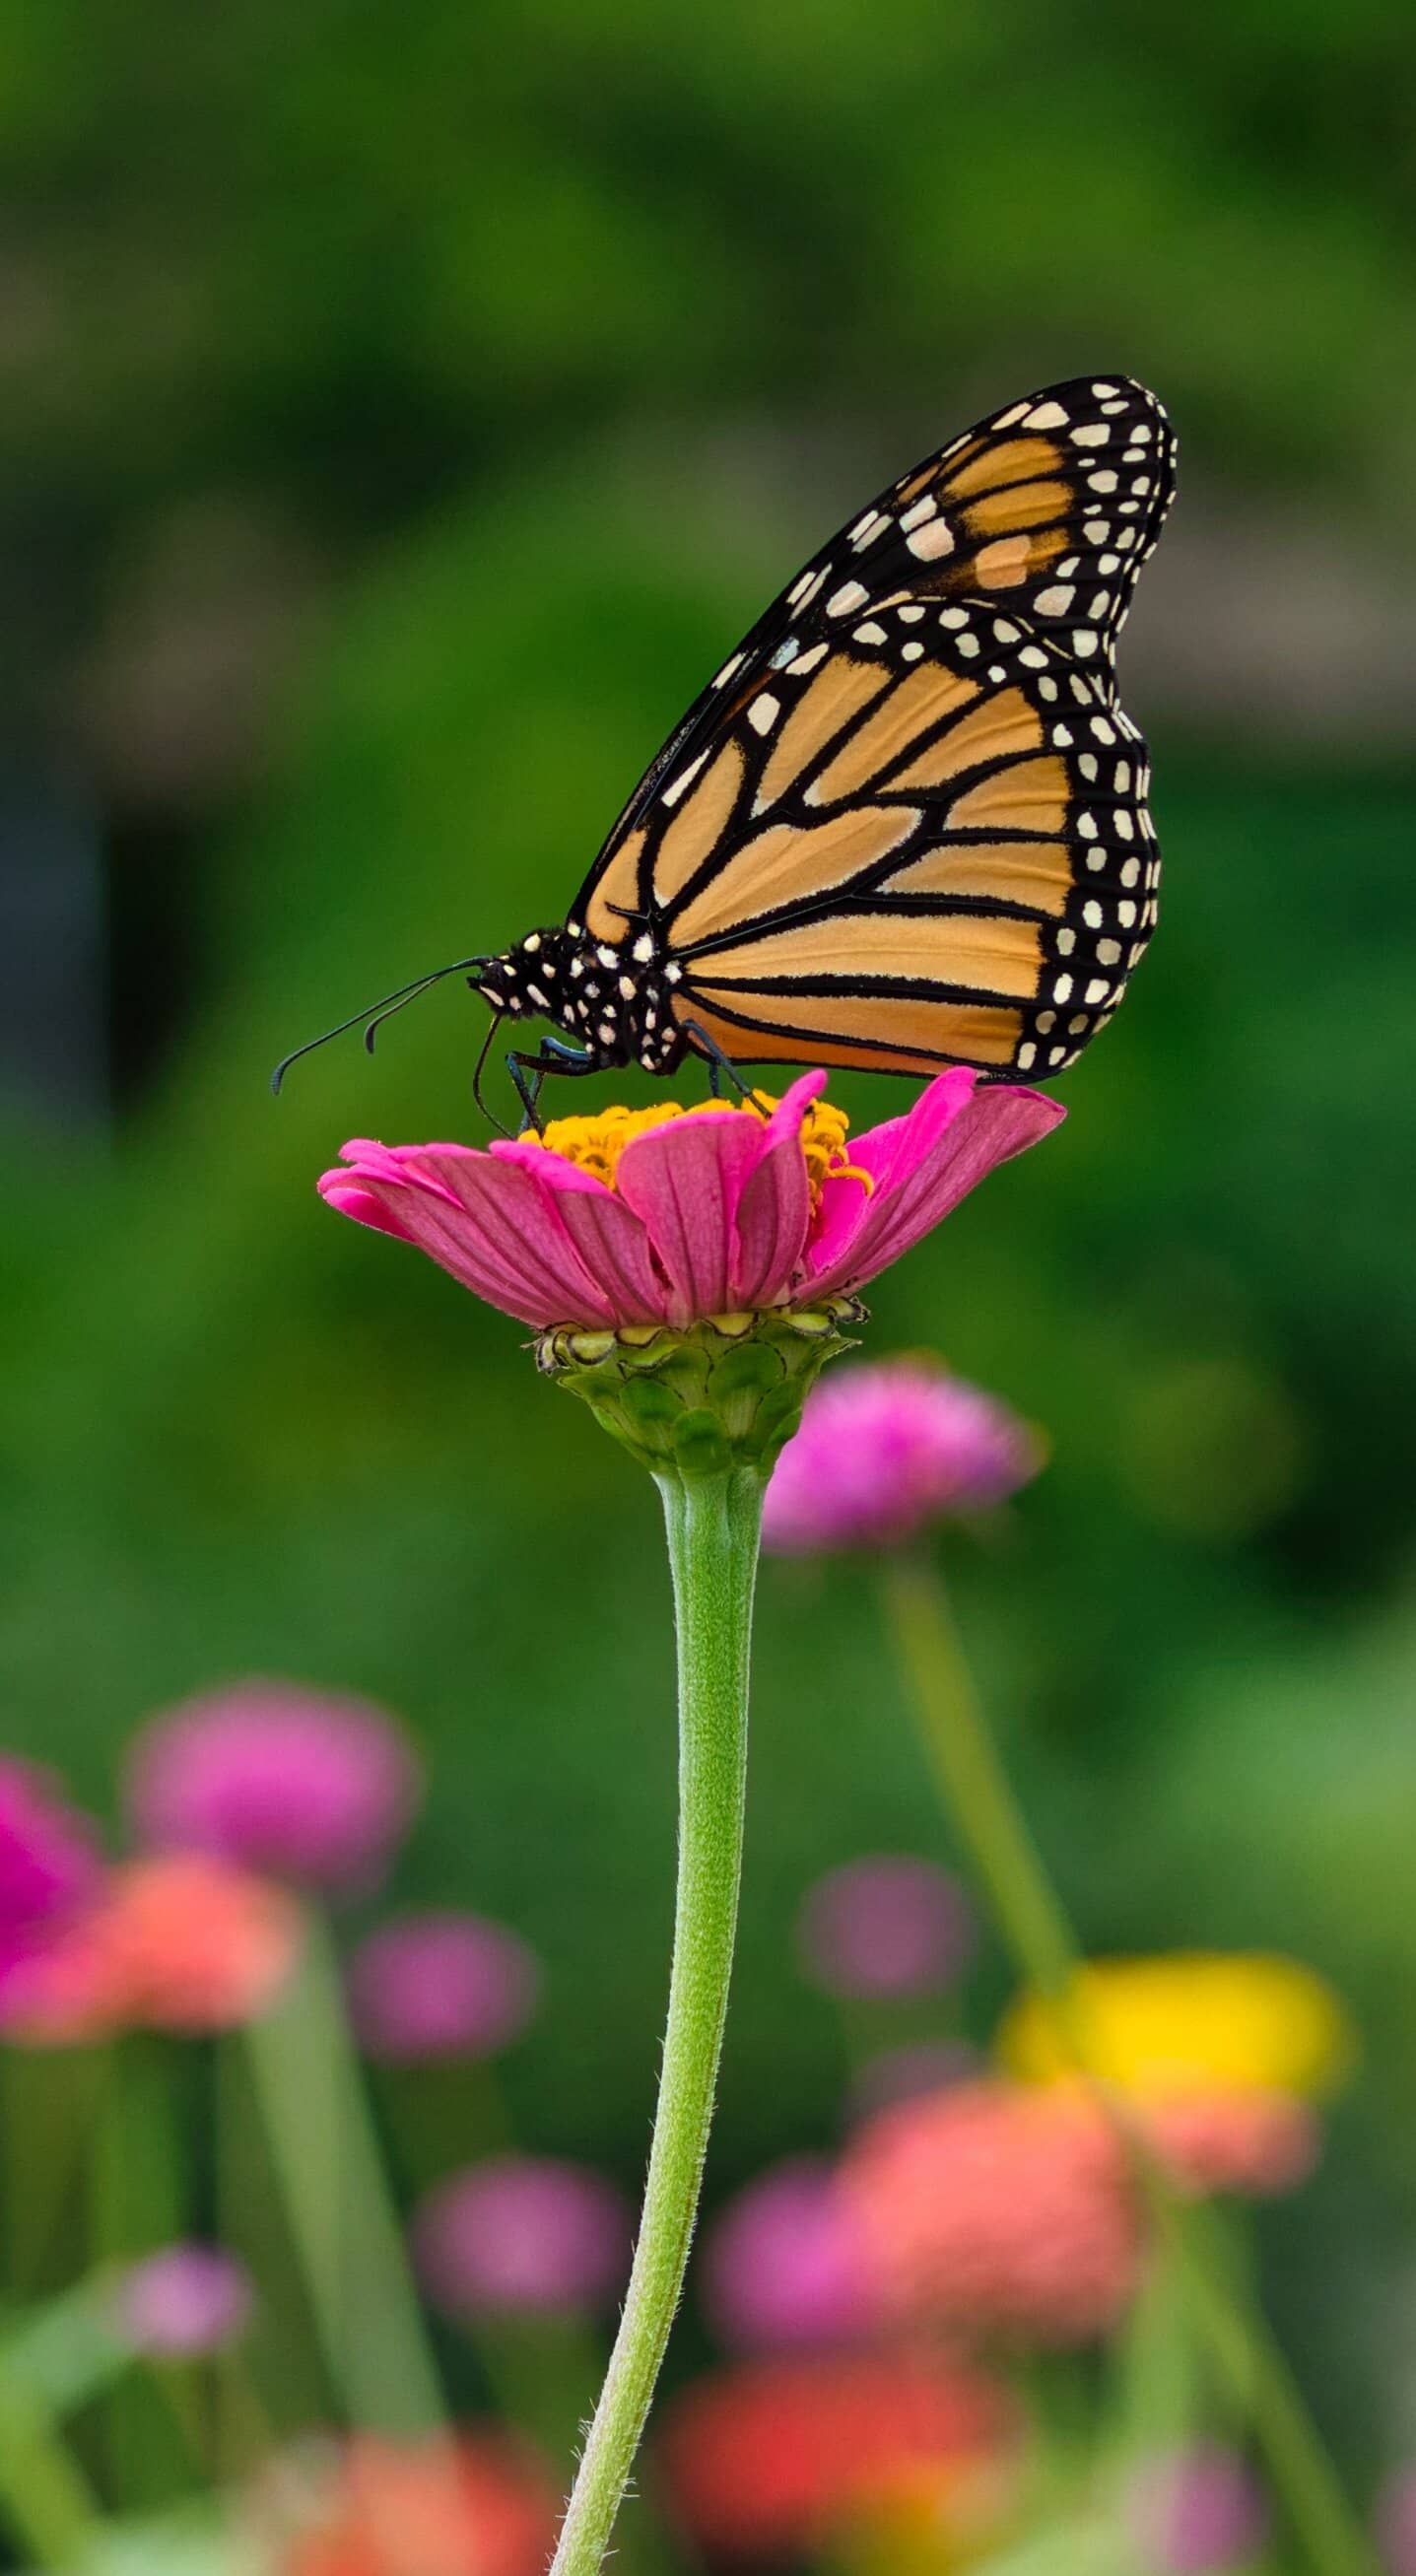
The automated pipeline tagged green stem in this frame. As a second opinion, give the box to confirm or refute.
[880,1554,1377,2576]
[240,1911,447,2437]
[551,1465,761,2576]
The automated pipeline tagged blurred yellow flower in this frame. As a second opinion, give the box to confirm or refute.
[996,1952,1353,2102]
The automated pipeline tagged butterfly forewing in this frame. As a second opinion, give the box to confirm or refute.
[571,373,1174,1080]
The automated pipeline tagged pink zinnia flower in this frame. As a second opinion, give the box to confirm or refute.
[842,2078,1142,2347]
[115,2243,253,2356]
[0,1761,102,2001]
[1125,2446,1268,2574]
[795,1855,975,2000]
[700,2156,885,2353]
[658,2351,1013,2556]
[414,2156,632,2318]
[348,1912,540,2063]
[267,2432,558,2576]
[0,1855,302,2042]
[763,1358,1043,1552]
[1146,2086,1319,2200]
[318,1069,1063,1333]
[125,1679,421,1892]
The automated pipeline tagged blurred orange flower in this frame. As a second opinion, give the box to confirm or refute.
[270,2432,557,2576]
[659,2351,1013,2557]
[2,1854,301,2041]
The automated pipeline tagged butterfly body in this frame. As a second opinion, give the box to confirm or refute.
[480,373,1177,1119]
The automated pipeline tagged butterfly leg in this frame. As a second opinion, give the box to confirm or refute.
[680,1019,769,1113]
[506,1035,595,1133]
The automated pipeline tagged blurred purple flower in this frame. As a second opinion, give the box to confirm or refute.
[1126,2447,1269,2574]
[415,2156,632,2319]
[116,2243,253,2356]
[701,2156,884,2352]
[761,1359,1043,1556]
[849,2040,979,2123]
[125,1679,421,1891]
[0,1761,102,2003]
[348,1912,539,2062]
[796,1856,975,2001]
[1377,2470,1416,2576]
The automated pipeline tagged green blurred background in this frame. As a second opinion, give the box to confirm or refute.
[3,0,1415,2480]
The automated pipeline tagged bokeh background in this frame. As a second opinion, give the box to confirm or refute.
[3,0,1416,2508]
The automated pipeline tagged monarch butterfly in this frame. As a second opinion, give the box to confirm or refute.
[276,374,1176,1125]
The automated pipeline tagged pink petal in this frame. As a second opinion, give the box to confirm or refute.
[808,1082,1066,1297]
[321,1146,619,1327]
[730,1073,825,1308]
[806,1070,979,1282]
[615,1112,768,1326]
[489,1138,671,1322]
[317,1177,419,1245]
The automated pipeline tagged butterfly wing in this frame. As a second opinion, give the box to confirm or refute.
[571,375,1175,1078]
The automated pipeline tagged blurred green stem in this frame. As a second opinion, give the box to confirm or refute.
[880,1555,1377,2576]
[241,1912,447,2436]
[0,2365,101,2570]
[551,1465,760,2576]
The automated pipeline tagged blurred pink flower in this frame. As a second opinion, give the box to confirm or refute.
[116,2242,253,2356]
[701,2156,885,2353]
[270,2432,558,2576]
[843,2078,1142,2347]
[126,1679,421,1891]
[1376,2468,1416,2576]
[1147,2086,1319,2199]
[796,1856,975,2000]
[658,2350,1013,2556]
[348,1912,539,2063]
[0,1855,302,2042]
[1125,2446,1268,2573]
[763,1359,1043,1553]
[0,1761,102,2000]
[318,1069,1063,1333]
[415,2156,632,2318]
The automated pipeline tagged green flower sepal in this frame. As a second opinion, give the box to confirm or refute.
[534,1298,866,1480]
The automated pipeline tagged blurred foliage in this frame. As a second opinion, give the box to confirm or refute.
[2,0,1415,2500]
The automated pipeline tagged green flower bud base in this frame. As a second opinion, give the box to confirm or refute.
[535,1297,867,1478]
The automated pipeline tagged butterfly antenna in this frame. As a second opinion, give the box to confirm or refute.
[270,957,493,1094]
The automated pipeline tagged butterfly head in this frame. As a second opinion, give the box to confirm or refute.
[478,921,689,1077]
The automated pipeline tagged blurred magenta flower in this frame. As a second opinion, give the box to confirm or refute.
[701,2155,884,2352]
[1126,2447,1269,2574]
[0,1855,302,2042]
[318,1068,1063,1332]
[1146,2086,1319,2199]
[763,1358,1043,1553]
[1375,2469,1416,2576]
[658,2350,1013,2557]
[0,1760,101,2001]
[126,1679,421,1891]
[843,2078,1142,2346]
[796,1855,975,2000]
[415,2156,632,2318]
[115,2242,253,2356]
[349,1911,539,2062]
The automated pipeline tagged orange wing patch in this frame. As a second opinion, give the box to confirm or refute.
[653,740,745,908]
[949,755,1070,834]
[671,804,921,951]
[753,656,893,813]
[804,666,978,806]
[677,989,1023,1071]
[889,689,1045,791]
[884,837,1072,916]
[693,907,1042,1001]
[584,828,646,942]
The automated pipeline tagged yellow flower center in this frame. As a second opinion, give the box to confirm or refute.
[521,1093,871,1215]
